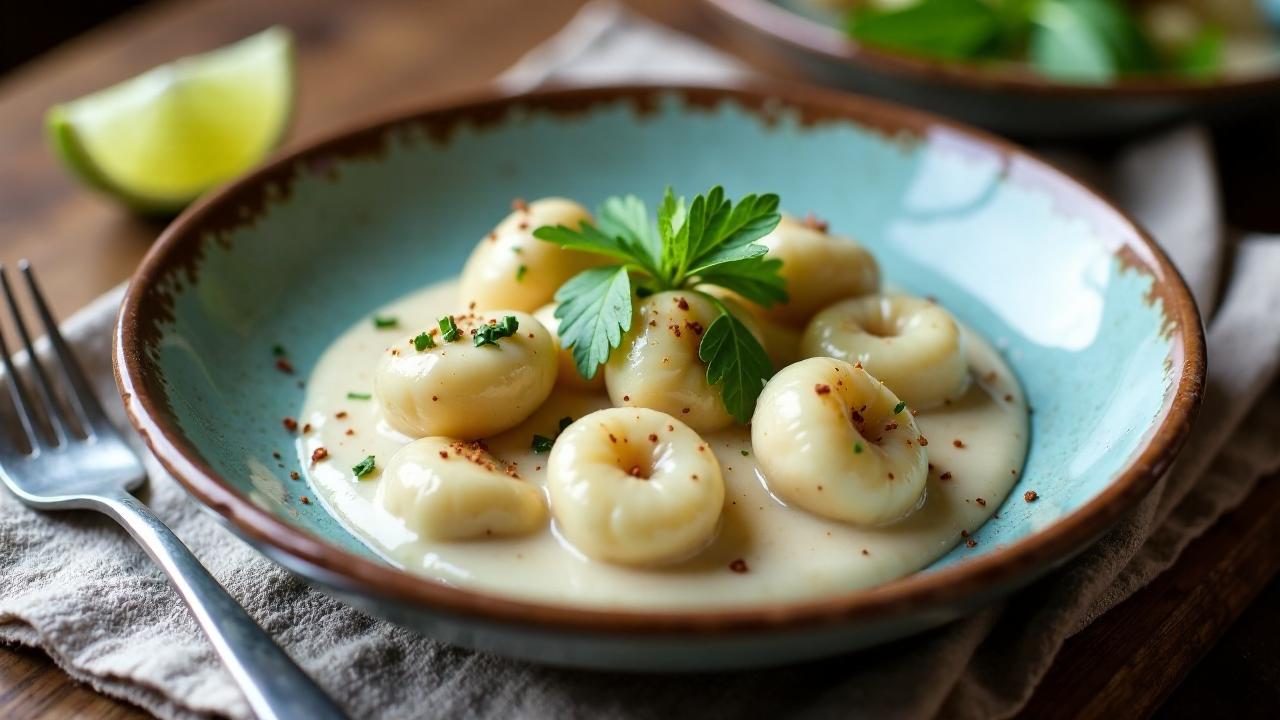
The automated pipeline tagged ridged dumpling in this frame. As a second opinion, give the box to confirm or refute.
[459,198,604,312]
[801,294,970,409]
[377,437,546,541]
[752,357,928,526]
[604,291,760,433]
[375,310,556,439]
[547,408,724,565]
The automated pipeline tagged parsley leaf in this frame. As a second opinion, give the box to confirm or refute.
[1175,25,1223,79]
[599,195,662,265]
[848,0,1005,61]
[695,256,788,308]
[553,266,633,379]
[698,297,774,424]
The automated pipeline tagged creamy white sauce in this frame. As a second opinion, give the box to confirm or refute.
[298,280,1028,609]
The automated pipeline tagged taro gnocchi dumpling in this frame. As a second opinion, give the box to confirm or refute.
[605,291,763,433]
[374,310,557,439]
[801,294,970,409]
[752,357,928,526]
[377,437,546,541]
[533,302,605,392]
[749,213,880,324]
[459,198,605,312]
[547,408,725,566]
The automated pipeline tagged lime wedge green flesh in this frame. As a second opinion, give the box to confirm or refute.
[48,27,293,212]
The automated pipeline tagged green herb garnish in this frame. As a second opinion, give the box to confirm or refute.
[473,315,521,348]
[515,264,528,282]
[413,332,435,351]
[531,434,555,453]
[352,455,376,478]
[854,443,864,454]
[894,401,907,415]
[845,0,1219,82]
[347,392,372,400]
[740,449,750,457]
[271,344,286,357]
[534,186,785,423]
[373,315,399,329]
[439,315,461,342]
[558,416,574,433]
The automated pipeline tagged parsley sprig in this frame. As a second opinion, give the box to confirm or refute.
[534,186,786,423]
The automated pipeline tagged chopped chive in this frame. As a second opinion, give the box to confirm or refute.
[373,315,399,329]
[271,344,286,357]
[558,416,574,433]
[474,325,500,347]
[635,285,654,298]
[413,332,435,351]
[352,455,376,478]
[854,442,864,454]
[531,434,555,453]
[511,246,523,254]
[347,392,372,400]
[439,315,460,342]
[515,264,527,282]
[499,315,520,336]
[740,449,750,457]
[893,401,907,415]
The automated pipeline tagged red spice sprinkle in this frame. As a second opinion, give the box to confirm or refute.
[432,395,439,402]
[861,548,869,556]
[439,450,449,459]
[697,444,706,452]
[623,395,631,402]
[817,485,824,491]
[918,435,929,446]
[940,471,953,481]
[300,496,311,505]
[627,465,643,477]
[345,428,355,436]
[814,383,832,395]
[289,471,300,480]
[888,472,895,480]
[729,559,749,574]
[272,451,281,459]
[667,424,675,431]
[966,538,977,548]
[953,439,965,448]
[518,221,529,230]
[884,422,899,431]
[681,408,690,414]
[275,358,294,374]
[960,529,970,538]
[608,433,618,444]
[511,197,528,212]
[1004,394,1014,403]
[302,423,312,434]
[685,320,704,336]
[691,474,699,481]
[975,497,987,506]
[282,417,298,432]
[648,433,658,443]
[676,297,690,310]
[1024,490,1039,503]
[802,212,829,233]
[311,447,329,463]
[850,410,864,425]
[335,411,348,419]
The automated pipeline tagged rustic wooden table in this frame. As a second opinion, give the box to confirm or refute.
[1,0,1277,718]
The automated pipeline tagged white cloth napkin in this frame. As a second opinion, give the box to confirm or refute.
[4,3,1280,718]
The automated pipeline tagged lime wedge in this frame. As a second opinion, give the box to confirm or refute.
[47,27,294,214]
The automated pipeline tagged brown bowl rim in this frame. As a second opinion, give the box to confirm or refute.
[115,82,1206,637]
[704,0,1280,100]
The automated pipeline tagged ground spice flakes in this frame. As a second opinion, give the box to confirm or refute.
[728,558,749,573]
[281,417,298,432]
[311,447,329,463]
[1024,490,1039,503]
[299,496,311,505]
[289,471,300,480]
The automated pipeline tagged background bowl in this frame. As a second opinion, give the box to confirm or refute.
[115,84,1204,671]
[703,0,1280,140]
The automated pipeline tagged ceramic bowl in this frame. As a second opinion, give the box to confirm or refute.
[703,0,1280,140]
[115,84,1204,671]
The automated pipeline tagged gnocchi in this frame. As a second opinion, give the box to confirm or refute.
[605,291,760,433]
[377,437,546,541]
[546,408,725,566]
[753,214,880,324]
[375,310,556,438]
[459,198,603,312]
[800,294,970,409]
[752,357,928,526]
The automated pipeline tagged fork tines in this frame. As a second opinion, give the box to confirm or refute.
[0,261,106,453]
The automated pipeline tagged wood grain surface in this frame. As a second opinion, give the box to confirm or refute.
[0,0,1276,718]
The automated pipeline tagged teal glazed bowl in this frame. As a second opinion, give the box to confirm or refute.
[115,84,1205,670]
[704,0,1280,139]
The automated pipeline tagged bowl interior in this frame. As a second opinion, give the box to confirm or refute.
[124,87,1195,592]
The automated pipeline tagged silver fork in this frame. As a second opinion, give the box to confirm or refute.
[0,261,347,720]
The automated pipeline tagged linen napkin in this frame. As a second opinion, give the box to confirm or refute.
[4,3,1280,718]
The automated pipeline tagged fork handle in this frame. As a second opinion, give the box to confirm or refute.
[99,491,348,720]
